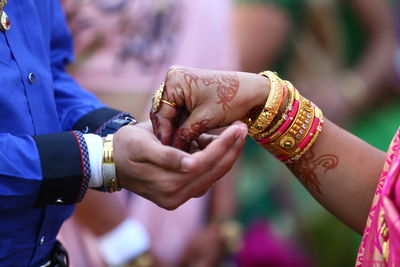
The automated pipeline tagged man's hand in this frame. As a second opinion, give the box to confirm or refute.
[150,66,270,150]
[112,121,247,210]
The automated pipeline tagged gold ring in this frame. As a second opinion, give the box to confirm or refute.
[151,83,166,113]
[152,83,177,113]
[160,99,177,108]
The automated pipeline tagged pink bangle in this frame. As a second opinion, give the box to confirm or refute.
[276,117,322,162]
[298,116,320,150]
[289,109,324,162]
[248,70,325,163]
[256,97,300,144]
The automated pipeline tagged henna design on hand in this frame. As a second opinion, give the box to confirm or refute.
[150,113,162,140]
[215,73,240,111]
[288,148,339,194]
[175,68,240,111]
[174,119,213,150]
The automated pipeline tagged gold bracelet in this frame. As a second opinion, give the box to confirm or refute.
[245,71,285,137]
[290,106,324,161]
[265,88,301,143]
[255,80,296,139]
[266,95,314,158]
[103,134,114,163]
[249,71,325,162]
[102,134,121,193]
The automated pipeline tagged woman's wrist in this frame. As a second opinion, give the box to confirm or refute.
[231,72,270,125]
[246,73,270,111]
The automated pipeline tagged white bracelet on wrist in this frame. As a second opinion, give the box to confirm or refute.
[97,218,151,266]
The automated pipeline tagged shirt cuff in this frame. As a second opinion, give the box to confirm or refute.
[83,134,103,188]
[32,131,91,207]
[97,218,151,266]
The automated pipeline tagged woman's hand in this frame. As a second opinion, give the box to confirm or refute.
[150,66,269,150]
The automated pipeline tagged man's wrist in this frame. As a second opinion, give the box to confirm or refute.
[84,114,138,191]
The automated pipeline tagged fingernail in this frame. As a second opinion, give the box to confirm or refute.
[235,128,247,141]
[240,123,248,131]
[234,130,241,139]
[181,158,195,172]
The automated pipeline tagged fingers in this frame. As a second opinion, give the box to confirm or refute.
[115,124,193,172]
[191,123,247,170]
[118,118,248,211]
[194,120,245,149]
[180,123,248,199]
[195,133,218,150]
[150,66,186,146]
[171,108,219,150]
[127,123,247,209]
[150,102,177,146]
[136,131,196,172]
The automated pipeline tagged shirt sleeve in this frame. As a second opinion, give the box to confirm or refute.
[0,2,139,211]
[0,131,90,209]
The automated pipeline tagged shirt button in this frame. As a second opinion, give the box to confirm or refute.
[40,236,45,245]
[27,72,35,84]
[55,197,64,204]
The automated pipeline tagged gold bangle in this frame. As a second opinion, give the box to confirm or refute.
[246,71,285,137]
[290,107,324,161]
[266,95,314,157]
[102,134,121,193]
[249,71,325,162]
[103,134,114,163]
[266,88,301,143]
[256,80,296,139]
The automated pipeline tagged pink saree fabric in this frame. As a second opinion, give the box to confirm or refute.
[356,128,400,266]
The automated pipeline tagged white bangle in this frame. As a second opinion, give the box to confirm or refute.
[97,218,151,266]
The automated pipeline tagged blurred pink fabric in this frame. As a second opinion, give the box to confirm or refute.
[356,128,400,266]
[59,193,208,267]
[235,221,311,267]
[58,0,239,266]
[62,0,238,94]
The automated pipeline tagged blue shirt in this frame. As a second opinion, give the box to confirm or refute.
[0,1,107,265]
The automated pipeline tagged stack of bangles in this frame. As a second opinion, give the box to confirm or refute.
[243,71,324,163]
